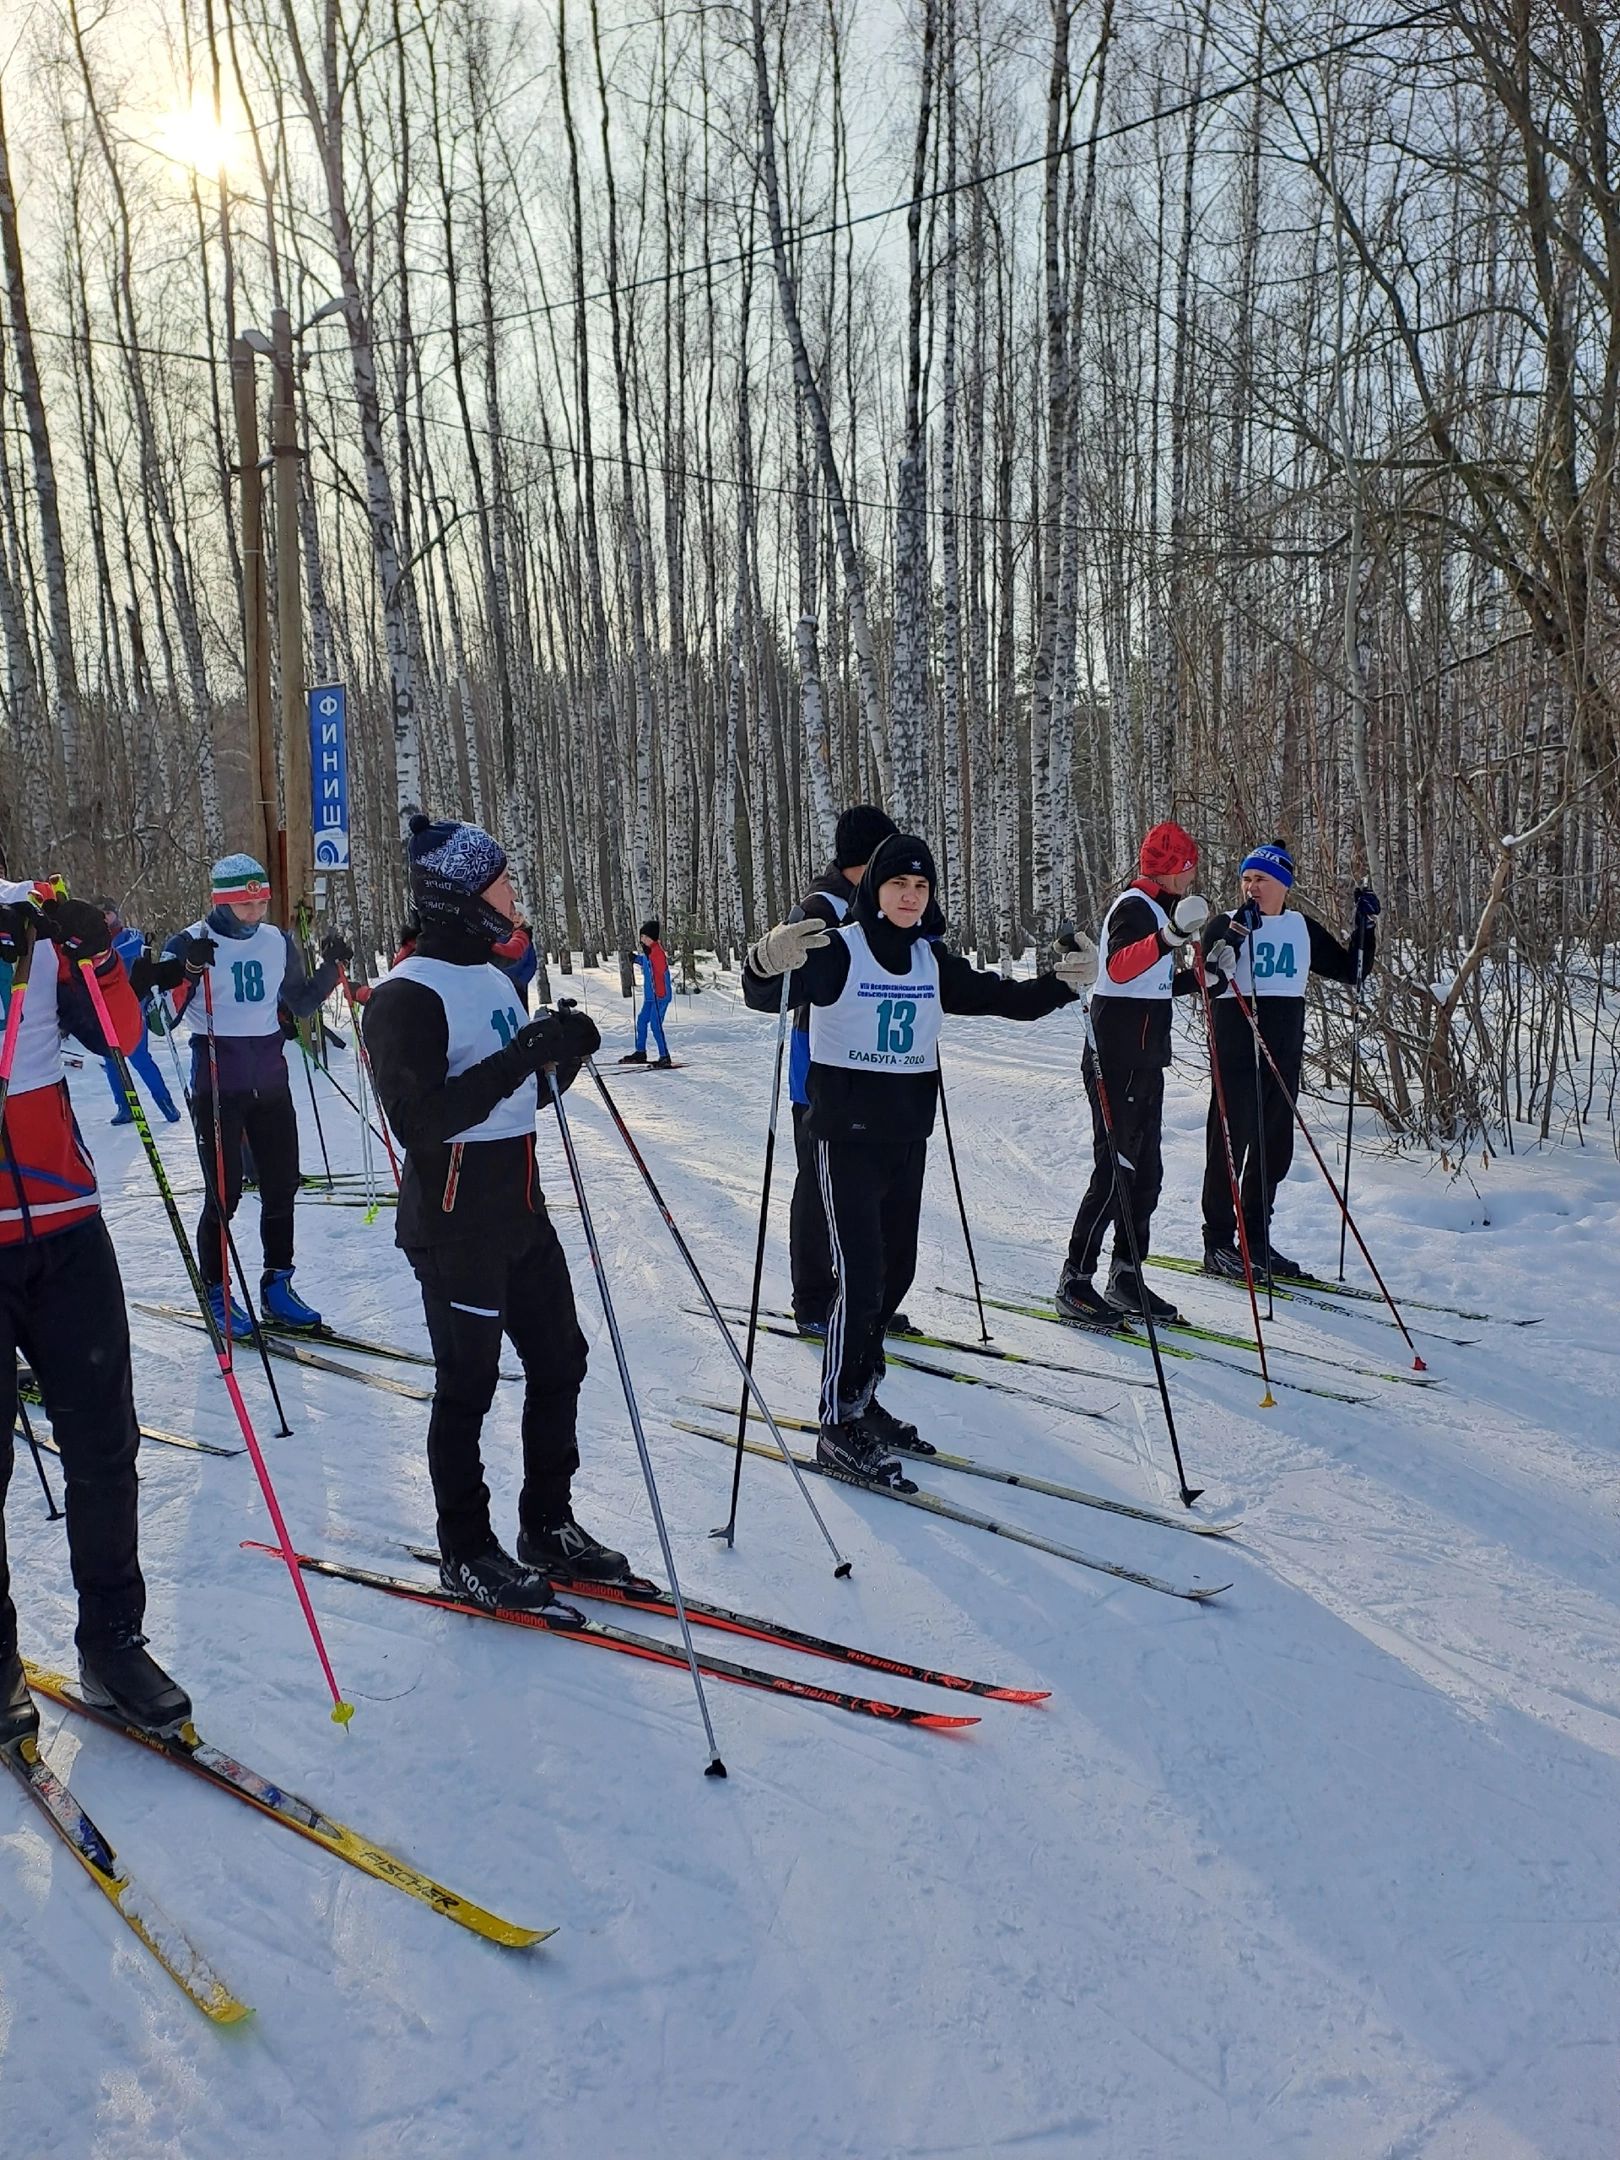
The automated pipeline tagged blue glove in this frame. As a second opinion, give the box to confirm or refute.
[1353,886,1381,922]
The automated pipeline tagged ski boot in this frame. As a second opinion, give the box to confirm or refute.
[1104,1264,1180,1326]
[154,1093,182,1125]
[518,1513,631,1585]
[860,1397,935,1458]
[1054,1264,1126,1331]
[109,1108,135,1128]
[815,1421,917,1493]
[617,1049,648,1065]
[0,1648,39,1749]
[439,1544,583,1625]
[1261,1243,1306,1281]
[651,1055,675,1069]
[77,1629,192,1739]
[887,1310,916,1336]
[1202,1241,1247,1281]
[794,1310,829,1340]
[260,1267,323,1331]
[206,1281,257,1340]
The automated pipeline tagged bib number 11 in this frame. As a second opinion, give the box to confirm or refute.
[875,998,917,1054]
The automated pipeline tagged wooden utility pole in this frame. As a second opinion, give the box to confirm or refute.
[230,336,277,882]
[271,308,312,923]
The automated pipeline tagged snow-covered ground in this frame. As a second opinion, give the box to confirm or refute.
[6,968,1619,2159]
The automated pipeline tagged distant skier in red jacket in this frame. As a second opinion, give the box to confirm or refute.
[620,919,673,1068]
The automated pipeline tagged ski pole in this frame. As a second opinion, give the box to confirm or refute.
[717,971,792,1548]
[14,1379,62,1520]
[1230,901,1274,1317]
[0,914,40,1131]
[1193,952,1275,1407]
[1056,926,1203,1507]
[577,1030,850,1577]
[334,961,400,1191]
[143,990,293,1437]
[296,1035,392,1156]
[936,1056,990,1343]
[1228,977,1425,1370]
[84,957,352,1720]
[294,907,335,1188]
[543,1065,727,1777]
[1339,936,1368,1282]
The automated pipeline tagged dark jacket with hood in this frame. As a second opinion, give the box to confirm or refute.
[742,836,1076,1146]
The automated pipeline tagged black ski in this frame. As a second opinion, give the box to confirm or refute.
[136,1303,434,1401]
[1140,1253,1523,1331]
[244,1544,981,1731]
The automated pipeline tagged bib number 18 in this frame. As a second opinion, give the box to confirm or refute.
[875,998,917,1055]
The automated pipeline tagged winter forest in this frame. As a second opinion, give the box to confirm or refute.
[1,0,1617,1148]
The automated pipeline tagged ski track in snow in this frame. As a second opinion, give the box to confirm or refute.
[6,971,1619,2157]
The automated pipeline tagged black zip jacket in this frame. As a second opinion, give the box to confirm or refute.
[745,919,1076,1145]
[361,923,580,1251]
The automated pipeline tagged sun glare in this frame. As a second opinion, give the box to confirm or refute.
[154,98,244,178]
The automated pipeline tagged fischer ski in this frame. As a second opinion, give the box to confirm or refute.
[403,1548,1046,1702]
[670,1421,1232,1602]
[22,1664,547,1947]
[136,1303,435,1402]
[689,1402,1242,1538]
[244,1545,981,1732]
[2,1732,250,2022]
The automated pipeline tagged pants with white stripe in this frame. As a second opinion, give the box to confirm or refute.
[405,1211,588,1561]
[816,1137,927,1426]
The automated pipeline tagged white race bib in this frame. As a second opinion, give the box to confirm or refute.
[808,923,942,1074]
[385,953,536,1143]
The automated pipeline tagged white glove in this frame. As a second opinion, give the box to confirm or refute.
[1170,893,1211,937]
[1054,937,1098,991]
[748,917,830,978]
[1206,940,1239,988]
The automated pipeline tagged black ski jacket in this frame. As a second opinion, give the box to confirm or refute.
[362,924,581,1252]
[1201,907,1377,1085]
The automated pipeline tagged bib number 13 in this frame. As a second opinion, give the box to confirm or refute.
[875,998,917,1054]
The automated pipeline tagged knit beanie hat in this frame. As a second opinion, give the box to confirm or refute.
[1138,821,1198,880]
[407,813,512,939]
[854,831,946,943]
[211,853,272,908]
[639,918,661,943]
[1240,840,1295,889]
[833,804,898,871]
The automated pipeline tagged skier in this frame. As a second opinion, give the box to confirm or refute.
[1199,841,1379,1279]
[744,832,1089,1486]
[363,815,626,1613]
[0,881,191,1745]
[159,854,349,1336]
[1055,821,1210,1331]
[619,919,673,1067]
[740,803,898,1336]
[96,907,181,1126]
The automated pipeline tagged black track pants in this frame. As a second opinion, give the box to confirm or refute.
[1201,1002,1299,1247]
[193,1086,300,1285]
[1064,1051,1165,1278]
[405,1212,588,1561]
[789,1102,837,1322]
[815,1137,927,1425]
[0,1218,145,1657]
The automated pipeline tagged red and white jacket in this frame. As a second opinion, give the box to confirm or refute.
[0,880,142,1247]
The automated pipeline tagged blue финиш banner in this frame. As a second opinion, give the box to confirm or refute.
[310,684,350,870]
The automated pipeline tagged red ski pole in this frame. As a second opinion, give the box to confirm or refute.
[0,914,40,1130]
[1227,978,1426,1372]
[81,957,355,1721]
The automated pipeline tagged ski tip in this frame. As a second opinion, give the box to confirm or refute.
[1193,1582,1234,1601]
[331,1700,356,1727]
[986,1687,1052,1705]
[918,1712,982,1730]
[704,1755,729,1779]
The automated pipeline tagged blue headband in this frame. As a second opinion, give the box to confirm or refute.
[1241,844,1294,889]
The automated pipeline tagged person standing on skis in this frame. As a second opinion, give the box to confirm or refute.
[620,920,674,1067]
[740,804,898,1336]
[159,854,349,1337]
[745,833,1088,1488]
[1199,841,1379,1280]
[0,882,191,1746]
[363,815,628,1614]
[1055,821,1209,1331]
[96,906,180,1126]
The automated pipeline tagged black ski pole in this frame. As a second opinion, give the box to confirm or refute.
[717,971,792,1548]
[573,1019,849,1575]
[1194,952,1275,1407]
[1057,926,1203,1507]
[145,992,293,1434]
[543,1065,728,1777]
[14,1378,62,1520]
[936,1055,990,1343]
[1338,933,1368,1283]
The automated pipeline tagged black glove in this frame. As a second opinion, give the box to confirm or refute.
[555,1007,602,1063]
[179,932,217,978]
[128,951,186,999]
[507,1013,572,1075]
[1202,911,1247,956]
[321,932,353,965]
[1235,897,1263,934]
[1353,886,1381,922]
[37,895,111,959]
[0,901,37,963]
